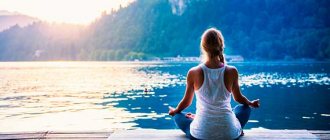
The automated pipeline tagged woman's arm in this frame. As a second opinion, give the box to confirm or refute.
[169,69,195,116]
[230,67,260,108]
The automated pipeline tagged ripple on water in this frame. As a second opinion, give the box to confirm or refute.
[240,73,330,88]
[302,116,314,119]
[321,114,330,117]
[248,120,259,123]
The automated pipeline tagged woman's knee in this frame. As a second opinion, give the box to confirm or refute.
[174,112,185,121]
[173,112,188,127]
[235,104,251,113]
[173,112,192,134]
[242,104,251,113]
[234,104,251,128]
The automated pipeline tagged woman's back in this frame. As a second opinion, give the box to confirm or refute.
[169,28,259,140]
[190,63,242,139]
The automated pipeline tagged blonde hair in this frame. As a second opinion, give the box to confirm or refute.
[200,28,225,64]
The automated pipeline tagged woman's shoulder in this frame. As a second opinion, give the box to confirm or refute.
[225,64,237,71]
[187,65,203,76]
[225,64,239,76]
[188,65,202,73]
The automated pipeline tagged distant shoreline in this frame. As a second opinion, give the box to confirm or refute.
[0,60,329,63]
[1,55,329,63]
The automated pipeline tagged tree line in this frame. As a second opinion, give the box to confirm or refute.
[0,0,329,61]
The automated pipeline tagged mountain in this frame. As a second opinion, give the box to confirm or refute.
[0,0,329,61]
[0,10,39,32]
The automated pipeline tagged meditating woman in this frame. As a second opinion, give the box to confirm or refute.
[168,28,260,140]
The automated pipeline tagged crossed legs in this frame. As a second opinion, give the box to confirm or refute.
[173,104,251,139]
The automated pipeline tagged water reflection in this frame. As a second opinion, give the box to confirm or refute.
[0,62,184,131]
[240,73,330,87]
[0,62,329,131]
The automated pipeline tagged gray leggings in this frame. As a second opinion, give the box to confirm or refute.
[173,104,251,139]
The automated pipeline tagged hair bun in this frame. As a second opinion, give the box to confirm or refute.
[200,28,225,63]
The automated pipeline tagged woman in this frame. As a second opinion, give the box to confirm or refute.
[168,28,260,140]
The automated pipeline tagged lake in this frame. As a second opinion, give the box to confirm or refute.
[0,61,329,132]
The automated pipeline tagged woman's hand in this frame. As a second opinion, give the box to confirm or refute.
[249,99,260,108]
[185,113,195,119]
[168,106,177,116]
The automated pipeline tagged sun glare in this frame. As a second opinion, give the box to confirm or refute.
[0,0,134,25]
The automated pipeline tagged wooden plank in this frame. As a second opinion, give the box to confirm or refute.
[0,132,46,140]
[46,131,110,134]
[241,134,318,139]
[0,131,112,140]
[244,130,311,133]
[239,130,317,140]
[0,130,328,140]
[108,129,188,140]
[108,129,319,140]
[45,138,106,140]
[44,131,111,139]
[312,134,330,140]
[0,131,46,135]
[45,133,109,138]
[309,130,330,134]
[309,130,330,140]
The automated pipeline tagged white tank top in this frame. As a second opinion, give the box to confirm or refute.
[190,63,242,140]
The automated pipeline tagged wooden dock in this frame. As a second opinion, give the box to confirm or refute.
[0,129,329,140]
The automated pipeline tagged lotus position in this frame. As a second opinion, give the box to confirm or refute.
[168,28,260,140]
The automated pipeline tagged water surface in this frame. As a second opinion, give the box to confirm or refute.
[0,61,329,131]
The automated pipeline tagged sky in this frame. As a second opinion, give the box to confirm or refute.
[0,0,134,25]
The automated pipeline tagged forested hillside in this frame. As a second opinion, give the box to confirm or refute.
[0,0,329,61]
[0,11,38,32]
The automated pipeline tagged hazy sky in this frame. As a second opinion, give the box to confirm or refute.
[0,0,134,25]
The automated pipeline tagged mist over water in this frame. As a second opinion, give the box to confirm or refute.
[0,61,329,131]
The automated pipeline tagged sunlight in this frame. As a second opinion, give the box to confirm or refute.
[0,0,134,25]
[0,61,183,131]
